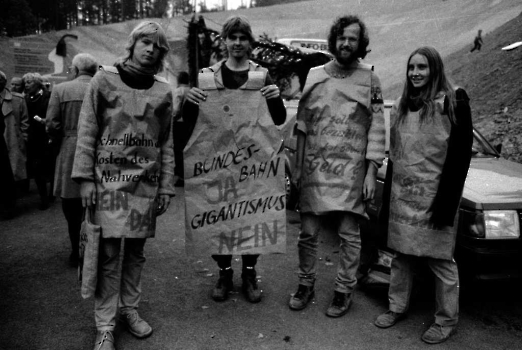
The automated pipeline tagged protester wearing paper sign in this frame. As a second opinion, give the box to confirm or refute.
[72,22,175,350]
[288,15,386,318]
[184,16,286,304]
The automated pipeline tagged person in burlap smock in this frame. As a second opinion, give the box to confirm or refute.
[71,22,174,350]
[184,15,286,304]
[46,53,98,266]
[288,15,385,318]
[374,46,473,345]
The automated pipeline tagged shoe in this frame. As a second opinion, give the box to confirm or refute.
[121,310,153,338]
[212,268,234,301]
[288,284,315,310]
[93,330,115,350]
[374,310,406,328]
[241,267,261,303]
[421,323,456,344]
[325,291,352,318]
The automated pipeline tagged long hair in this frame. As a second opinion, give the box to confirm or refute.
[221,16,255,44]
[119,21,170,73]
[327,15,370,59]
[396,46,456,125]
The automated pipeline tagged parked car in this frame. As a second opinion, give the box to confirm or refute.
[282,100,522,284]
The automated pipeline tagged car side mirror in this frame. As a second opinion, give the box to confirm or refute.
[495,143,502,154]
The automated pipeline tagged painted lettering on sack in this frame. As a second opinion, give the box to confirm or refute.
[100,170,160,183]
[96,190,129,211]
[193,144,260,177]
[304,152,351,177]
[239,157,281,182]
[98,133,159,147]
[190,195,286,230]
[95,151,150,165]
[128,207,155,232]
[217,220,280,253]
[392,172,432,197]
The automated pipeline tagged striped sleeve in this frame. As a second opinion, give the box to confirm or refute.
[71,74,100,183]
[366,72,386,167]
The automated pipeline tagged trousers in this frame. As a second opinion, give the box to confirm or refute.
[388,253,459,326]
[297,212,361,294]
[61,198,83,258]
[95,238,146,331]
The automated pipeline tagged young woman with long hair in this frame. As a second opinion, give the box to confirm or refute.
[374,46,473,344]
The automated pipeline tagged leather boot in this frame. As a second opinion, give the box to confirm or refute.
[241,267,261,303]
[212,268,233,301]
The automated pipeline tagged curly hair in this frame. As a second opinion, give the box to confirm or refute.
[327,15,370,59]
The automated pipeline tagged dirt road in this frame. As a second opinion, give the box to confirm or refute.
[1,186,521,349]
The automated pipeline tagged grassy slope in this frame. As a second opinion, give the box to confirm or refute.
[2,0,521,93]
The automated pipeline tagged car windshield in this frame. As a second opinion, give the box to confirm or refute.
[472,129,499,158]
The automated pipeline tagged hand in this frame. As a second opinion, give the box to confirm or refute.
[363,171,376,201]
[260,84,280,100]
[80,181,97,208]
[156,194,171,216]
[186,87,207,105]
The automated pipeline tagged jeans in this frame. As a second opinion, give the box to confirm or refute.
[388,253,459,326]
[95,238,146,331]
[298,212,361,294]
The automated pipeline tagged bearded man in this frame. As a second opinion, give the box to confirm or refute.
[288,15,386,318]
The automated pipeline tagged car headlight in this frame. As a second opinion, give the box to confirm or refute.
[484,210,520,239]
[460,209,520,239]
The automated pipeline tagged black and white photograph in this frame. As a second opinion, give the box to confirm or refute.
[1,1,522,349]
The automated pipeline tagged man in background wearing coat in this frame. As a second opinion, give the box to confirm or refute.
[1,70,29,220]
[46,53,98,266]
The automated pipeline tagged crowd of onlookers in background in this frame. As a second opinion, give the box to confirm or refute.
[1,67,191,222]
[1,71,56,220]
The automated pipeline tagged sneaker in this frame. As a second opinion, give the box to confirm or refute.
[421,323,456,344]
[241,268,261,303]
[288,284,315,310]
[374,310,406,328]
[93,330,115,350]
[325,291,352,318]
[212,268,234,301]
[121,310,153,338]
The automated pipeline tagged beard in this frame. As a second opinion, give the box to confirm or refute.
[334,48,357,66]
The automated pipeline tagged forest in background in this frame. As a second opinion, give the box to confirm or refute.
[0,0,303,37]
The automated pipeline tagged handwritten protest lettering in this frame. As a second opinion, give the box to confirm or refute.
[98,133,159,147]
[128,207,155,232]
[190,194,285,229]
[95,151,150,165]
[206,176,239,204]
[193,144,260,177]
[217,220,280,253]
[239,157,280,182]
[96,190,129,212]
[100,170,159,183]
[305,152,350,176]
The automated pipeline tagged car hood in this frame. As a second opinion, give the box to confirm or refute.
[462,157,522,210]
